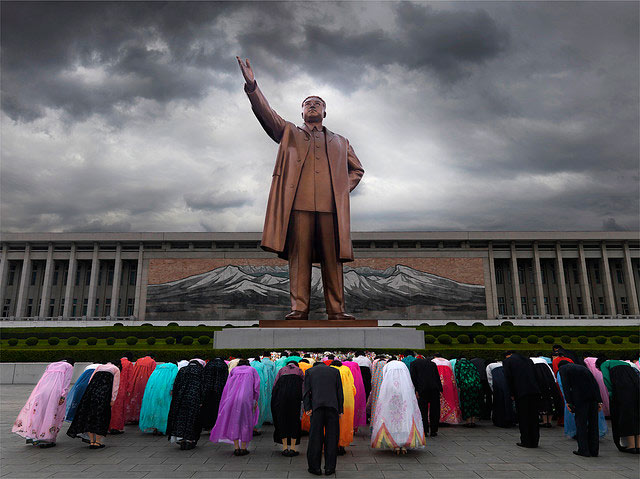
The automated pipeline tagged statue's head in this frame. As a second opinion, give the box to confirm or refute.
[301,95,326,122]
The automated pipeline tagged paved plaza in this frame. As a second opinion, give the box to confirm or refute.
[1,385,638,479]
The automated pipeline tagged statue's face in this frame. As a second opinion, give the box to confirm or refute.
[302,97,326,122]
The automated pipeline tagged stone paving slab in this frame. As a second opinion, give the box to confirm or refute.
[2,385,639,479]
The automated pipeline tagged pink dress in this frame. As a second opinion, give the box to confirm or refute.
[432,358,463,425]
[12,361,74,444]
[343,361,367,429]
[584,357,610,416]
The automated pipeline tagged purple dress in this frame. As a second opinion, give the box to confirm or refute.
[12,361,74,444]
[209,365,260,444]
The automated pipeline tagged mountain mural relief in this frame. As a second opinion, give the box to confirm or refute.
[146,260,487,321]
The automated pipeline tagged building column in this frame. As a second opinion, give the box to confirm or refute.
[15,244,32,318]
[532,242,545,316]
[577,242,593,316]
[600,242,616,315]
[488,243,499,318]
[109,243,122,318]
[555,242,570,316]
[0,244,9,309]
[132,243,144,318]
[38,243,54,318]
[63,244,77,318]
[510,242,522,316]
[622,242,639,315]
[86,243,100,318]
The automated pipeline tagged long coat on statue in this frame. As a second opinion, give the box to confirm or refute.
[245,82,364,262]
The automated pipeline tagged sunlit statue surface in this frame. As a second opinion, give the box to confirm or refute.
[237,57,364,320]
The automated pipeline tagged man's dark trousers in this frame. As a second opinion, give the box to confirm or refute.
[418,391,441,435]
[574,401,599,456]
[515,394,540,447]
[307,406,339,473]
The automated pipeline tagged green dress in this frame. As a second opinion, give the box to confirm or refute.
[454,359,482,419]
[600,360,632,396]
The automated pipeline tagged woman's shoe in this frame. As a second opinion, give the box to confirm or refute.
[289,450,299,456]
[282,449,290,456]
[233,449,241,456]
[240,449,250,456]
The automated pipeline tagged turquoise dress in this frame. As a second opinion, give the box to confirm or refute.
[139,363,179,434]
[260,358,276,423]
[251,360,272,428]
[401,356,416,369]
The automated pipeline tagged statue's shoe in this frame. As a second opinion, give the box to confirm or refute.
[327,312,356,321]
[285,310,308,320]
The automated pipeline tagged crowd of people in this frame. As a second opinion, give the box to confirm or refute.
[11,346,640,475]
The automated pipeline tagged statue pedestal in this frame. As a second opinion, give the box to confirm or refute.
[258,320,379,328]
[213,325,425,349]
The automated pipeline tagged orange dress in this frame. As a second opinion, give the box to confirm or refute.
[126,356,157,423]
[332,365,356,447]
[299,362,313,432]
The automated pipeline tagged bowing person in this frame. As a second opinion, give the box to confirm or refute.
[410,356,442,437]
[271,361,304,456]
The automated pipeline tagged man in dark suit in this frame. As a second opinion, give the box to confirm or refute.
[502,351,541,448]
[410,357,443,437]
[558,361,603,457]
[303,362,344,476]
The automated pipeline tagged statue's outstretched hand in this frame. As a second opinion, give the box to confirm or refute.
[236,56,255,87]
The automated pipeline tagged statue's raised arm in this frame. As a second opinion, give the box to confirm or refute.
[236,56,285,143]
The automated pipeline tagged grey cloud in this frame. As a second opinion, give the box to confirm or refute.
[184,190,253,211]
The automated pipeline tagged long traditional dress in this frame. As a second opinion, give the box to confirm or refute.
[271,363,304,445]
[343,361,367,429]
[109,357,133,431]
[332,364,356,447]
[13,361,74,445]
[486,362,516,428]
[470,358,492,420]
[531,357,563,419]
[454,359,482,420]
[354,355,372,401]
[251,360,272,429]
[371,361,425,449]
[556,370,607,439]
[600,360,640,451]
[126,356,156,423]
[367,358,388,421]
[433,358,463,425]
[298,361,313,433]
[200,358,228,430]
[584,357,610,417]
[65,363,99,422]
[260,357,276,424]
[166,360,205,444]
[67,364,120,439]
[209,365,260,444]
[139,362,179,434]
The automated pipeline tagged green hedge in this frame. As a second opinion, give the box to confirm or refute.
[437,334,452,345]
[577,336,588,344]
[425,335,436,344]
[527,335,538,344]
[475,334,487,344]
[86,337,98,346]
[25,337,38,346]
[0,325,224,340]
[48,337,60,346]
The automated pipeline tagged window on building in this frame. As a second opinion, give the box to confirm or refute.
[528,267,534,284]
[594,264,601,284]
[8,264,16,286]
[550,266,557,284]
[127,298,134,316]
[94,298,100,317]
[568,297,573,315]
[26,298,33,317]
[577,297,583,315]
[2,299,11,317]
[52,270,58,285]
[518,267,525,285]
[105,298,111,315]
[616,266,624,284]
[85,270,91,286]
[544,296,550,314]
[507,269,512,284]
[598,297,605,315]
[30,270,37,286]
[621,297,629,315]
[572,265,579,283]
[498,297,506,315]
[49,299,55,317]
[521,297,528,315]
[75,270,81,286]
[63,270,68,286]
[60,298,65,316]
[509,298,514,315]
[495,267,504,284]
[555,297,560,314]
[564,267,570,284]
[129,267,137,286]
[108,268,114,286]
[541,267,546,284]
[118,298,122,316]
[98,267,102,286]
[82,299,88,316]
[532,297,538,315]
[72,299,77,316]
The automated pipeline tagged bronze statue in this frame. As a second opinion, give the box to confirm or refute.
[237,57,364,320]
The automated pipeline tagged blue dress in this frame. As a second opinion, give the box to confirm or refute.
[557,372,607,438]
[251,360,272,428]
[64,367,95,422]
[139,363,179,434]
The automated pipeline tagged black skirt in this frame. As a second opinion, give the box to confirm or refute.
[533,363,562,416]
[271,374,303,444]
[610,365,640,444]
[200,359,228,430]
[67,371,114,438]
[166,362,204,442]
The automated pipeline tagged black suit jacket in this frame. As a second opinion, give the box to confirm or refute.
[410,358,443,395]
[303,363,344,414]
[558,363,602,405]
[502,353,541,399]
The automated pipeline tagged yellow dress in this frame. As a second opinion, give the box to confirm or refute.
[332,365,356,447]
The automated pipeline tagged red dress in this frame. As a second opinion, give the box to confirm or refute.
[125,357,157,423]
[109,357,133,431]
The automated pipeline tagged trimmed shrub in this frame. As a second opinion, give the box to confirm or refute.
[630,335,639,344]
[86,337,98,346]
[425,334,437,344]
[141,323,153,327]
[167,322,179,327]
[543,335,555,344]
[493,334,505,344]
[181,335,194,345]
[437,334,452,345]
[445,322,457,327]
[501,321,514,327]
[527,335,538,344]
[475,334,488,345]
[197,335,210,345]
[472,322,484,327]
[611,336,623,344]
[125,336,138,346]
[457,334,471,344]
[594,336,607,345]
[8,338,19,346]
[114,323,124,327]
[577,336,588,344]
[510,335,522,344]
[106,337,116,345]
[560,335,572,344]
[146,337,156,345]
[47,337,60,346]
[25,337,39,346]
[67,336,79,346]
[165,336,176,345]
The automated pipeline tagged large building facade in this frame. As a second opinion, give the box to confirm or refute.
[0,232,638,325]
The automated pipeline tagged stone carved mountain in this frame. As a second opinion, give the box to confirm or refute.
[146,264,486,320]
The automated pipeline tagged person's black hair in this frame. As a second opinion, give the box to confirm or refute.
[552,345,562,351]
[330,360,342,367]
[404,350,414,357]
[61,357,75,366]
[327,354,335,360]
[503,350,515,358]
[557,360,570,369]
[286,360,300,366]
[262,351,272,358]
[112,359,122,370]
[238,359,250,367]
[354,350,364,357]
[299,358,310,364]
[147,353,156,360]
[432,352,442,358]
[595,357,607,370]
[280,352,289,358]
[123,351,134,361]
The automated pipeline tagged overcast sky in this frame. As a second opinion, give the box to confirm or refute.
[1,1,638,233]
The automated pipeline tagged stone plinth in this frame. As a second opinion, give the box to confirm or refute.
[213,327,425,349]
[258,320,379,328]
